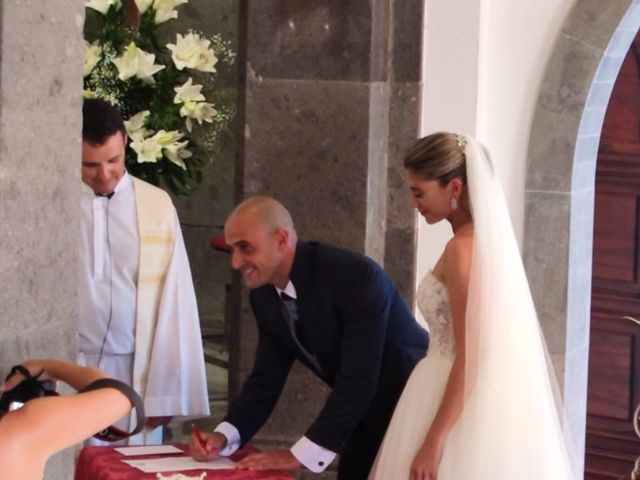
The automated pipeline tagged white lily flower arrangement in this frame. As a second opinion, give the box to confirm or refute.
[83,0,235,195]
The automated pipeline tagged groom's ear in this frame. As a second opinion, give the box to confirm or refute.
[273,228,289,251]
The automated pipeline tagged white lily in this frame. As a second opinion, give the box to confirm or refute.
[193,102,217,123]
[83,40,102,77]
[112,42,165,83]
[180,101,216,132]
[134,0,154,13]
[135,48,165,83]
[154,129,185,147]
[173,78,205,104]
[111,42,140,81]
[85,0,120,15]
[153,0,188,24]
[130,134,164,164]
[167,33,217,72]
[124,110,151,142]
[163,140,192,169]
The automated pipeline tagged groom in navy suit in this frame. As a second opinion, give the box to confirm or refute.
[190,196,429,479]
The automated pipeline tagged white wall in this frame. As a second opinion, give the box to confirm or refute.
[416,0,576,285]
[478,0,575,238]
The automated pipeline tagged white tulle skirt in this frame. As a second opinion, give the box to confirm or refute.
[368,345,577,480]
[368,350,455,479]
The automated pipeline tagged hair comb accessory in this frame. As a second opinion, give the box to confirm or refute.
[454,133,467,151]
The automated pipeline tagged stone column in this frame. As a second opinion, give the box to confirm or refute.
[232,1,423,476]
[171,0,240,337]
[170,0,241,425]
[0,0,84,478]
[383,0,423,300]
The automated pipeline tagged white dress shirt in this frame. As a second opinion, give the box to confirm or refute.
[79,173,138,356]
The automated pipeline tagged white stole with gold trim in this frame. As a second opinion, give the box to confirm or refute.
[131,177,175,409]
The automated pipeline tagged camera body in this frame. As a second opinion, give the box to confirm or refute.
[0,366,57,414]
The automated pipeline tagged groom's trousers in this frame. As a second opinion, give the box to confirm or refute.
[337,351,418,480]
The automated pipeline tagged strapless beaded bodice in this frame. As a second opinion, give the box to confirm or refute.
[417,272,455,358]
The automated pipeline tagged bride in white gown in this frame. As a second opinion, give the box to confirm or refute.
[369,133,578,480]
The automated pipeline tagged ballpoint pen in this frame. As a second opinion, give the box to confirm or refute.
[191,423,208,451]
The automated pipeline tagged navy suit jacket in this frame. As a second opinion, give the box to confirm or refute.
[224,240,429,453]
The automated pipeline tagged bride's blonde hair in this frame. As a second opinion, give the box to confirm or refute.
[404,132,470,211]
[403,132,467,185]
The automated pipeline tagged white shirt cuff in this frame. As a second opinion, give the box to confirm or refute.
[290,436,336,473]
[214,422,241,456]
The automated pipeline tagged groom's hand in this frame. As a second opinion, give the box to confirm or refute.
[189,431,227,461]
[235,450,301,471]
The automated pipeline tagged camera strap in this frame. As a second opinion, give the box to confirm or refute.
[78,378,145,442]
[7,365,57,391]
[7,365,37,380]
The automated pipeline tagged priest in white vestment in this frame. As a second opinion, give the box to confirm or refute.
[78,99,210,445]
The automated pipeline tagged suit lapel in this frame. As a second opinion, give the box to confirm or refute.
[288,240,315,335]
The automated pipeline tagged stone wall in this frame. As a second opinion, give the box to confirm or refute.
[0,0,84,478]
[170,0,240,342]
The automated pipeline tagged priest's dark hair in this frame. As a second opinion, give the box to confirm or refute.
[82,98,127,145]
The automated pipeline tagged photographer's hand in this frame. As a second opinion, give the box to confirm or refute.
[1,360,106,393]
[0,360,54,393]
[1,367,31,393]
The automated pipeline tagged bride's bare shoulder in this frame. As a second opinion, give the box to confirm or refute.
[445,225,473,257]
[443,225,473,281]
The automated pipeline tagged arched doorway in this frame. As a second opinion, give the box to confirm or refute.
[586,31,640,478]
[524,0,640,474]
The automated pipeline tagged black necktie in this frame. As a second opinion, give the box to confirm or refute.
[279,292,322,374]
[280,292,299,324]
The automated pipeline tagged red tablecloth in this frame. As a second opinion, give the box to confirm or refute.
[74,444,294,480]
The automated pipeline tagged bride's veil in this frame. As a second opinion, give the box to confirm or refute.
[450,135,579,478]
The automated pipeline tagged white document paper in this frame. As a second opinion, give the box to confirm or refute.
[123,456,236,473]
[115,445,183,456]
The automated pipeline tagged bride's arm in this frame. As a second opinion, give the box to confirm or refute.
[410,234,472,480]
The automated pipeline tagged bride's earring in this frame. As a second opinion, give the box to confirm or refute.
[450,197,458,210]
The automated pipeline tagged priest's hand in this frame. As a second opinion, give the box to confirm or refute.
[235,450,301,471]
[145,416,172,429]
[190,431,227,461]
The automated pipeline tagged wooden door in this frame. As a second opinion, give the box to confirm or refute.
[586,34,640,480]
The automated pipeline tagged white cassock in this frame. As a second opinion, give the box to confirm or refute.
[78,172,210,445]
